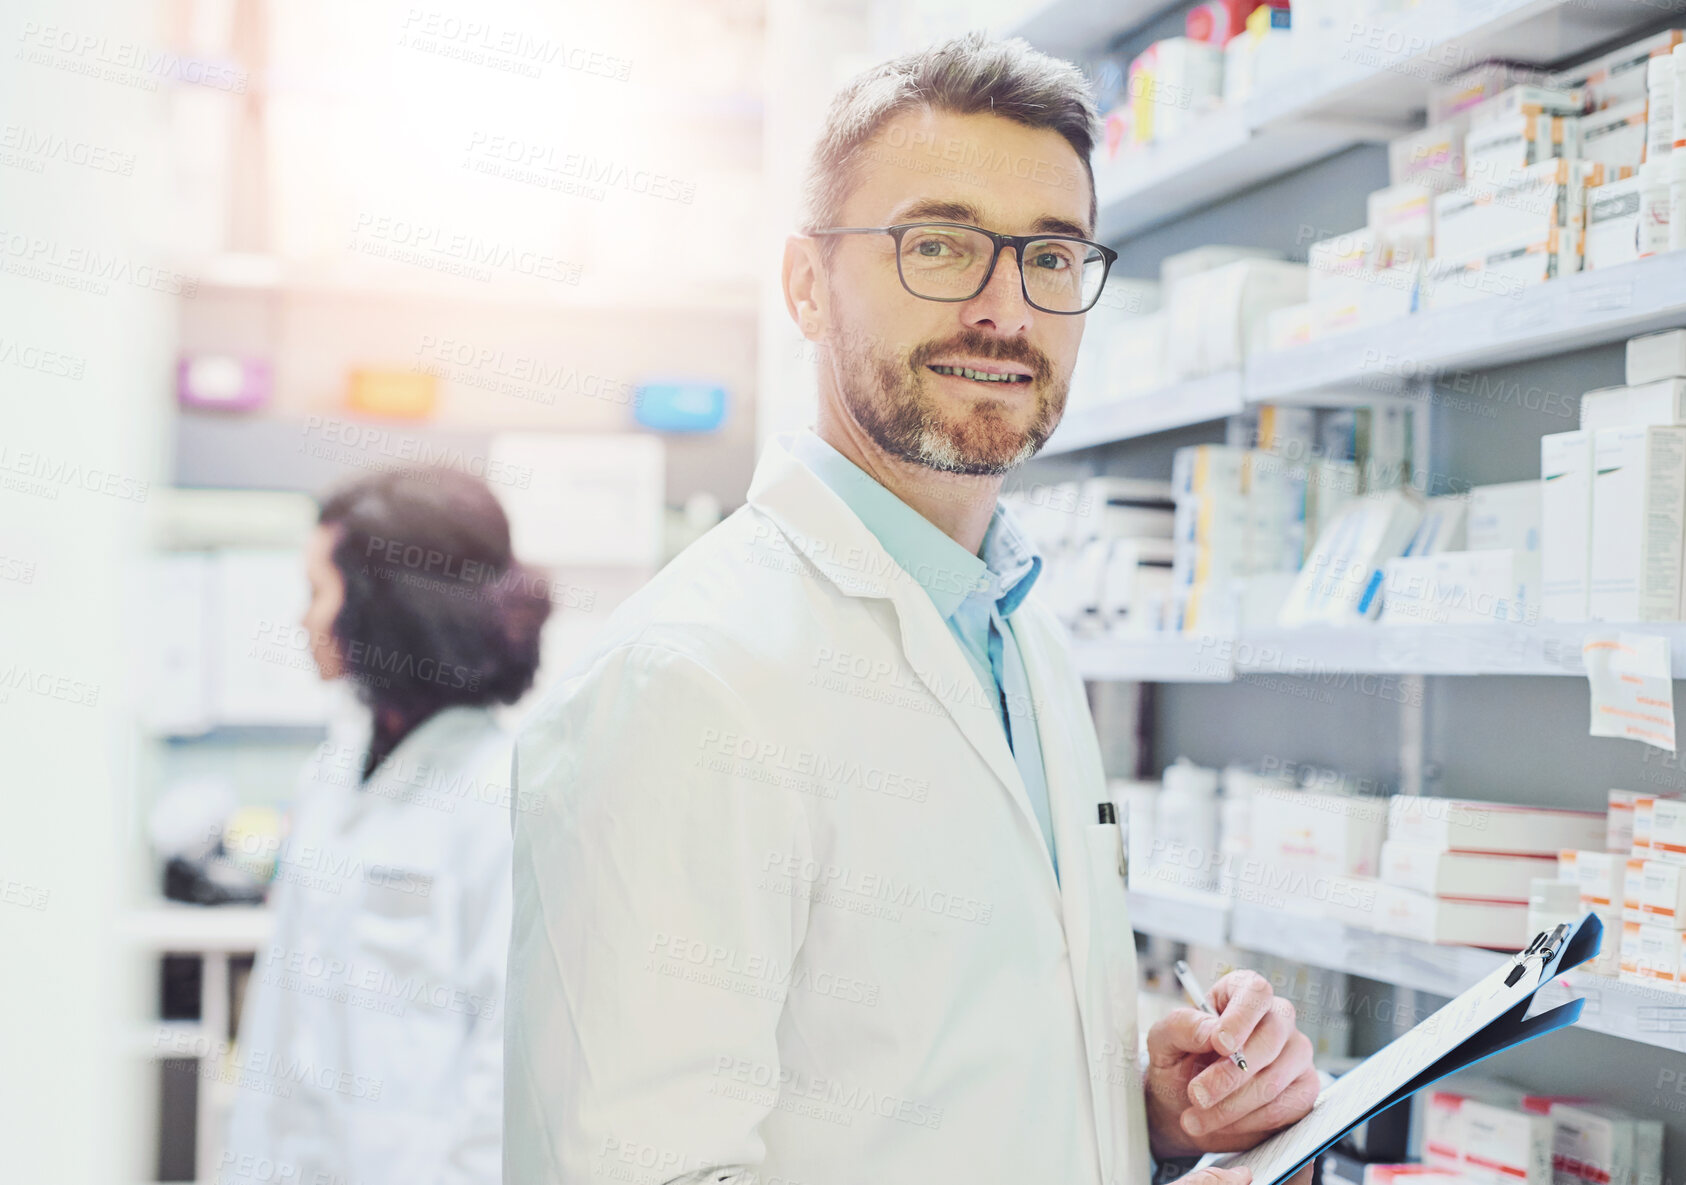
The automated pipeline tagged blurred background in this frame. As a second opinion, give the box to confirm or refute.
[8,0,1686,1181]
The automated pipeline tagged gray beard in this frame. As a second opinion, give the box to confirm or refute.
[831,329,1067,476]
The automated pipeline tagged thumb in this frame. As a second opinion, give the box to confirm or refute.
[1148,1007,1220,1067]
[1179,1166,1253,1185]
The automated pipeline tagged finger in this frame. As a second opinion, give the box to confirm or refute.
[1178,1165,1252,1185]
[1148,1007,1221,1068]
[1207,969,1274,1059]
[1190,1042,1318,1144]
[1189,997,1296,1108]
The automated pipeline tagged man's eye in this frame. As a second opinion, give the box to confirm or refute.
[1032,251,1070,270]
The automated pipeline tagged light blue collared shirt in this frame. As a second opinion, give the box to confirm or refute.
[789,430,1057,880]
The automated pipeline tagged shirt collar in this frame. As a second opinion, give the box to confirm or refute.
[788,428,1042,620]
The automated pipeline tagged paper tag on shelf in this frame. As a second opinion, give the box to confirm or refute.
[1584,631,1676,751]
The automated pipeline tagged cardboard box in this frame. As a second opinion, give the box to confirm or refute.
[1550,31,1685,110]
[1569,849,1625,909]
[1380,840,1558,902]
[1621,921,1685,987]
[1627,329,1686,385]
[1465,111,1579,188]
[1248,786,1389,880]
[1368,183,1435,266]
[1459,1097,1555,1184]
[1540,431,1595,621]
[1549,1102,1666,1185]
[1584,175,1649,271]
[1467,480,1542,612]
[1373,882,1530,948]
[1307,230,1378,302]
[1421,232,1579,312]
[1165,259,1309,379]
[1381,550,1533,626]
[1390,119,1468,192]
[1578,98,1649,171]
[1625,856,1647,922]
[1388,796,1607,855]
[1587,908,1625,976]
[1588,426,1686,621]
[1424,1080,1524,1169]
[1432,63,1549,123]
[1433,159,1595,262]
[1607,789,1640,852]
[1579,379,1686,432]
[1466,85,1584,127]
[1278,491,1423,626]
[1640,859,1686,927]
[1650,796,1686,864]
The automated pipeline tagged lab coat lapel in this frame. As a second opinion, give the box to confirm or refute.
[1011,606,1121,1181]
[745,437,1059,884]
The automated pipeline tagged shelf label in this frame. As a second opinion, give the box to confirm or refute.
[1577,282,1635,315]
[1584,631,1676,751]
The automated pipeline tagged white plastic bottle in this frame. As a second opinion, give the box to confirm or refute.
[1672,150,1686,252]
[1640,160,1673,257]
[1650,53,1676,162]
[1156,757,1220,892]
[1674,43,1686,151]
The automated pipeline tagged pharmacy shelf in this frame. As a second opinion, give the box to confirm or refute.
[1048,250,1686,449]
[1002,0,1168,63]
[182,252,760,315]
[123,903,273,954]
[1128,886,1233,948]
[1096,110,1398,243]
[1228,901,1686,1054]
[1074,623,1686,683]
[1043,370,1244,454]
[1091,0,1667,243]
[1247,256,1686,403]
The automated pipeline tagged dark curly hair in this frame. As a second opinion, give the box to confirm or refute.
[317,467,551,775]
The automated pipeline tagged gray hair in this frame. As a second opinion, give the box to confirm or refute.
[800,31,1099,239]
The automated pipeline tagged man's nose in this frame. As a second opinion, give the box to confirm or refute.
[961,246,1034,334]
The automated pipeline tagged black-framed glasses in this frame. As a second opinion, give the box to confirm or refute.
[809,221,1118,315]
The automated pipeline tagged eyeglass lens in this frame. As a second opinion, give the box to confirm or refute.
[896,224,1107,312]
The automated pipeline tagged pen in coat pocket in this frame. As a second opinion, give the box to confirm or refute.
[1173,959,1248,1071]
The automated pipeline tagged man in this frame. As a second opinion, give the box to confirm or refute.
[506,32,1320,1185]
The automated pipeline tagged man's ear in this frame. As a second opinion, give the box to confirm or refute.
[783,233,828,343]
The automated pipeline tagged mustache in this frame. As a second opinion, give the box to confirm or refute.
[907,331,1053,383]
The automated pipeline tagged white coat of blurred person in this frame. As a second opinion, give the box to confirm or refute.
[222,467,551,1185]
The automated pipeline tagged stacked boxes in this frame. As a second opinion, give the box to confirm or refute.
[1376,797,1604,948]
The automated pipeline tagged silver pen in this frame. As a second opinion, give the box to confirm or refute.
[1174,959,1248,1071]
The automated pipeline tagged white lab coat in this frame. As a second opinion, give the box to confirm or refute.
[506,434,1152,1185]
[224,704,514,1185]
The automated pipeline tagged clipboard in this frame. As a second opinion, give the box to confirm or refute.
[1209,912,1605,1185]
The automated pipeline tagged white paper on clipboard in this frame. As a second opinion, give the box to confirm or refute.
[1207,913,1602,1185]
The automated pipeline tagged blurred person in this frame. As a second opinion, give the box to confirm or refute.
[505,31,1319,1185]
[224,467,549,1185]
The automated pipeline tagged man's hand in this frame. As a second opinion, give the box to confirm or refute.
[1171,1163,1314,1185]
[1145,969,1320,1157]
